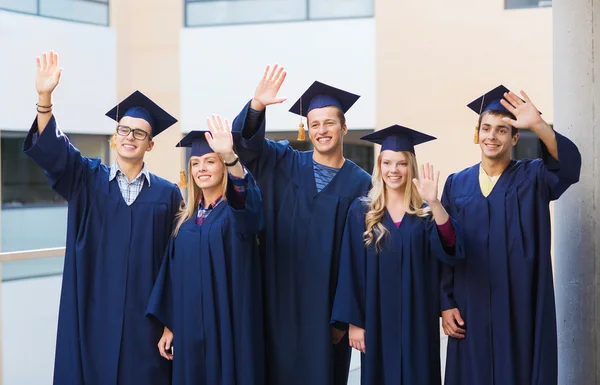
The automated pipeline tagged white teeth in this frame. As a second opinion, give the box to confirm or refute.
[198,176,210,180]
[317,137,331,143]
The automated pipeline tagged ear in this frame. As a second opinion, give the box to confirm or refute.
[512,132,520,146]
[146,139,155,152]
[341,123,348,136]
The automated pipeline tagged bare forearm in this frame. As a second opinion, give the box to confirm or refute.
[532,120,558,160]
[37,93,54,134]
[428,199,450,225]
[222,151,244,177]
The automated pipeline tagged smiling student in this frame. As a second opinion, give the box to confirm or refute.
[332,125,464,385]
[147,115,264,385]
[23,51,182,385]
[230,65,371,385]
[440,85,581,385]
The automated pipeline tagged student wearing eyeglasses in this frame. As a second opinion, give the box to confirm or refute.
[23,51,183,385]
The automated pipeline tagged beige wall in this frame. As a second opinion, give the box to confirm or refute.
[110,0,184,183]
[375,0,553,180]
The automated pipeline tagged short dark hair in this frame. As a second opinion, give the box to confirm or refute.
[478,110,518,137]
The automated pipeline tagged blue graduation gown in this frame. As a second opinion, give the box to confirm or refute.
[23,116,183,385]
[232,102,372,385]
[146,173,264,385]
[332,199,464,385]
[440,132,581,385]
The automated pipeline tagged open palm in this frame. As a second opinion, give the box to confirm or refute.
[253,64,287,108]
[412,163,440,203]
[36,51,62,95]
[500,90,543,130]
[205,114,233,155]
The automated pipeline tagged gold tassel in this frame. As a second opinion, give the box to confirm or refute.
[297,96,306,141]
[297,122,306,141]
[109,134,116,150]
[473,125,479,144]
[177,170,188,189]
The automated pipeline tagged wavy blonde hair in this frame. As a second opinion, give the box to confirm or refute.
[173,156,228,236]
[363,151,431,250]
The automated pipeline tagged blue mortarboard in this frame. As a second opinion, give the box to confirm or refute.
[467,85,511,115]
[105,90,177,137]
[360,125,436,153]
[289,81,360,117]
[176,130,241,158]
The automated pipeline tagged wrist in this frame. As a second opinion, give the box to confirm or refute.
[530,119,550,133]
[250,98,266,111]
[428,198,441,206]
[221,152,238,165]
[38,93,52,105]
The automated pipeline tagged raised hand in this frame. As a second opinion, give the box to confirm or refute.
[205,114,234,156]
[412,163,440,203]
[36,51,62,96]
[251,64,287,110]
[500,90,545,130]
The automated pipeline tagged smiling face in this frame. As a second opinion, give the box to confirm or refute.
[307,106,347,156]
[190,153,225,191]
[113,116,154,161]
[380,150,410,191]
[478,111,519,161]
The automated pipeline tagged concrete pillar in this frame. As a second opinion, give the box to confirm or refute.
[553,0,600,383]
[110,0,184,182]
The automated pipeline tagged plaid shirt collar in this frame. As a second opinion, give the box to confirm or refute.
[196,195,224,225]
[109,161,151,186]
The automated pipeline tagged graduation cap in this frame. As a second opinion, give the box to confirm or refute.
[175,129,241,188]
[288,81,360,141]
[467,85,512,116]
[467,85,542,144]
[361,125,436,154]
[105,90,177,138]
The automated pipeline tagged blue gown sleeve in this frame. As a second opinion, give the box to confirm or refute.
[536,131,581,201]
[427,216,465,267]
[439,175,458,311]
[331,198,368,330]
[146,237,175,330]
[226,168,264,237]
[22,116,98,202]
[231,100,296,177]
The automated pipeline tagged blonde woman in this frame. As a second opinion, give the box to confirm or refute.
[146,115,264,385]
[331,125,464,385]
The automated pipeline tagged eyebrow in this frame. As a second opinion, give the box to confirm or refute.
[481,123,510,129]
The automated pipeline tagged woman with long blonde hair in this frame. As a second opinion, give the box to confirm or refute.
[331,125,464,385]
[146,115,264,385]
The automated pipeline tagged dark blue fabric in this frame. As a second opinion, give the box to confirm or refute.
[23,116,182,385]
[232,100,371,385]
[147,173,264,385]
[332,199,464,385]
[440,132,581,385]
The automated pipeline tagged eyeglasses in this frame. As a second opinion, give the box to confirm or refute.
[116,125,151,141]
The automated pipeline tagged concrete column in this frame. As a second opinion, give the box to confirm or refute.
[110,0,184,182]
[553,0,600,383]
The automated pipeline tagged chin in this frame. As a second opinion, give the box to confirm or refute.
[385,180,405,191]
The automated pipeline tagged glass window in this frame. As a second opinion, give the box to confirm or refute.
[0,0,109,26]
[308,0,373,20]
[1,132,110,207]
[505,0,551,9]
[0,0,37,13]
[184,0,373,27]
[512,128,544,160]
[343,143,373,173]
[186,0,306,27]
